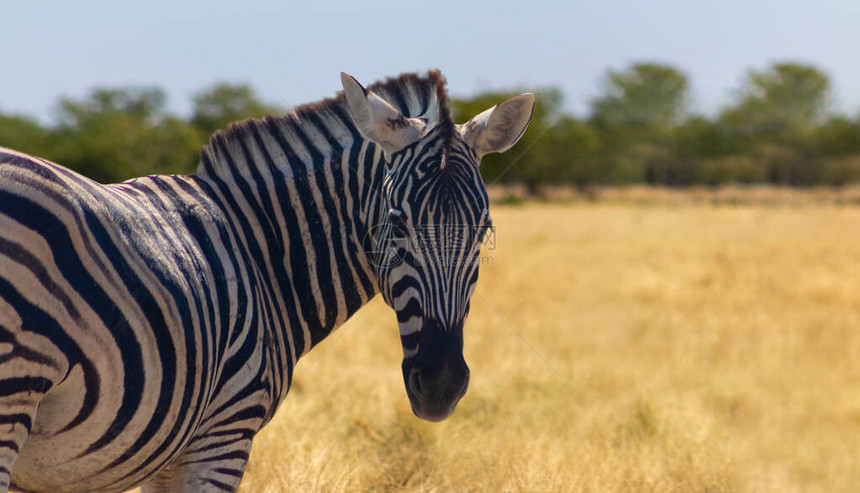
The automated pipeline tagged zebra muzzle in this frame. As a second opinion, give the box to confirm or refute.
[402,353,470,422]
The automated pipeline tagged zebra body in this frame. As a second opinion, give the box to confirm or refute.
[0,71,534,492]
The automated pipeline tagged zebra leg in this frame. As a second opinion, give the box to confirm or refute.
[0,311,65,493]
[0,374,54,492]
[140,433,255,493]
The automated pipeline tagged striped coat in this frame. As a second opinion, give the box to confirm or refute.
[0,71,533,492]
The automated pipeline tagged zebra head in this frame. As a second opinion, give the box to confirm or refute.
[342,72,534,421]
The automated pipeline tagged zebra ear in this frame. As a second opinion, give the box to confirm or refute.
[340,72,424,154]
[460,93,535,158]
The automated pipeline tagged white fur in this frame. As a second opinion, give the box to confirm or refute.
[340,72,426,155]
[459,93,535,157]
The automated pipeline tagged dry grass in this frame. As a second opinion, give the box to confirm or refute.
[487,184,860,207]
[140,201,860,492]
[238,203,860,492]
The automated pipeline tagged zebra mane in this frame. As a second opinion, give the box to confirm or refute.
[197,70,456,178]
[362,69,456,141]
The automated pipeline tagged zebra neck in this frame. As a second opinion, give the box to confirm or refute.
[194,112,386,362]
[193,70,450,366]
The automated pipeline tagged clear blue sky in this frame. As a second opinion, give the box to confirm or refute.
[3,0,859,123]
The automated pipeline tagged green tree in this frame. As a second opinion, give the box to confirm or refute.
[724,63,830,132]
[812,115,860,186]
[589,63,691,184]
[814,116,860,155]
[191,83,284,136]
[0,112,51,157]
[719,63,831,185]
[451,88,565,191]
[591,63,689,129]
[52,87,201,182]
[57,88,167,126]
[529,116,602,187]
[5,65,860,189]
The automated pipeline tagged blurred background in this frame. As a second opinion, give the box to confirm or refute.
[3,0,860,188]
[4,1,860,492]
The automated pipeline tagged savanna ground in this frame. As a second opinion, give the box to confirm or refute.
[146,190,860,492]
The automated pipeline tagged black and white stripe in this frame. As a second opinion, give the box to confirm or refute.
[0,70,533,492]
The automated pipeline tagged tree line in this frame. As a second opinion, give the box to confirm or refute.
[0,84,283,183]
[2,62,860,187]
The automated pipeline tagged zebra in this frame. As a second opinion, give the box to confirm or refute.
[0,70,534,492]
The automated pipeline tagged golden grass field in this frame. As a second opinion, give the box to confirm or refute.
[137,197,860,492]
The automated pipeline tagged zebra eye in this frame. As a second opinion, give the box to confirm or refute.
[479,217,495,244]
[388,208,408,237]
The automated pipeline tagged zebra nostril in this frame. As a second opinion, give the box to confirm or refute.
[408,369,423,397]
